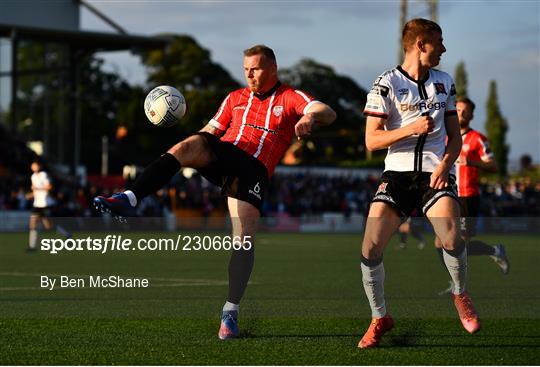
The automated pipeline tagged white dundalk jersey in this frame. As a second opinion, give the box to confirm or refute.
[364,66,457,173]
[31,171,53,208]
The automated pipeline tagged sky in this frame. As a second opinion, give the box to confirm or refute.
[3,0,540,165]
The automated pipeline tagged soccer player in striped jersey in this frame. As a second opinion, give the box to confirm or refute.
[436,97,509,294]
[358,18,480,349]
[94,45,336,339]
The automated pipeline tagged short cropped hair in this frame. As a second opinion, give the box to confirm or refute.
[402,18,442,51]
[243,44,276,63]
[456,96,476,111]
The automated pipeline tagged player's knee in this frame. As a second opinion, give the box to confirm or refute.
[168,139,191,158]
[362,238,384,259]
[439,232,463,251]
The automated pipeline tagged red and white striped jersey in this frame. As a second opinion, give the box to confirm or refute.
[209,82,318,176]
[456,129,494,197]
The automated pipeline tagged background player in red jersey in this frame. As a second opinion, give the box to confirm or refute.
[436,97,509,294]
[94,45,336,339]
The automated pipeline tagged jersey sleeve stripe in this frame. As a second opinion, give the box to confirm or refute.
[302,100,320,115]
[364,111,388,118]
[209,118,226,131]
[214,94,230,120]
[294,90,311,103]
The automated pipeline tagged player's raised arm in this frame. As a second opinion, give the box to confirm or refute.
[306,101,336,125]
[294,102,336,138]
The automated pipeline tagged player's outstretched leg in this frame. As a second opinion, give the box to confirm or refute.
[93,152,180,219]
[468,240,510,275]
[490,244,510,274]
[94,135,213,220]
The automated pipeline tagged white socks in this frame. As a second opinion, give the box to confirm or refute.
[361,262,387,318]
[223,301,239,312]
[443,247,468,295]
[29,229,38,249]
[124,190,138,207]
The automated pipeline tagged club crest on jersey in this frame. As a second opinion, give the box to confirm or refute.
[376,182,388,195]
[398,88,409,96]
[273,106,284,117]
[434,83,447,95]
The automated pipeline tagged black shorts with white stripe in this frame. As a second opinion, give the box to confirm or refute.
[195,132,268,214]
[371,171,458,218]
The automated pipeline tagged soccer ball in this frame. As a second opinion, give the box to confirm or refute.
[144,86,186,127]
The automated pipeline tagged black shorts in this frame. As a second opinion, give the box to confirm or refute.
[459,195,480,237]
[196,132,268,213]
[371,171,458,218]
[32,207,52,217]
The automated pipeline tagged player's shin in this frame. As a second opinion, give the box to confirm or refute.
[443,245,468,295]
[361,256,386,318]
[28,229,38,250]
[227,244,255,305]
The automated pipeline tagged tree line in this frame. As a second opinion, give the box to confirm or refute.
[2,35,509,176]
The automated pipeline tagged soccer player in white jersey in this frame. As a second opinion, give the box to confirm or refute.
[28,160,70,251]
[94,45,336,339]
[358,18,480,349]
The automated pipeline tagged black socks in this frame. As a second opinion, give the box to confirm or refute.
[467,240,496,256]
[227,246,255,304]
[130,153,181,200]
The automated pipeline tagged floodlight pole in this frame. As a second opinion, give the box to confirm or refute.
[69,46,82,176]
[398,0,407,65]
[10,28,18,135]
[430,0,438,23]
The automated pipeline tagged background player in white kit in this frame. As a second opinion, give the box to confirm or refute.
[27,160,70,252]
[358,18,480,349]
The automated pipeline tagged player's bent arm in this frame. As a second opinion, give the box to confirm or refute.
[472,157,498,173]
[305,102,336,126]
[365,116,417,151]
[441,114,462,171]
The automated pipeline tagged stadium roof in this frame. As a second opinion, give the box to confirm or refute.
[0,23,169,51]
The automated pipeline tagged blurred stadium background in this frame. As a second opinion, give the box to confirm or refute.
[0,1,539,364]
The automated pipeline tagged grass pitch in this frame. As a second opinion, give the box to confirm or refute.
[0,231,538,365]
